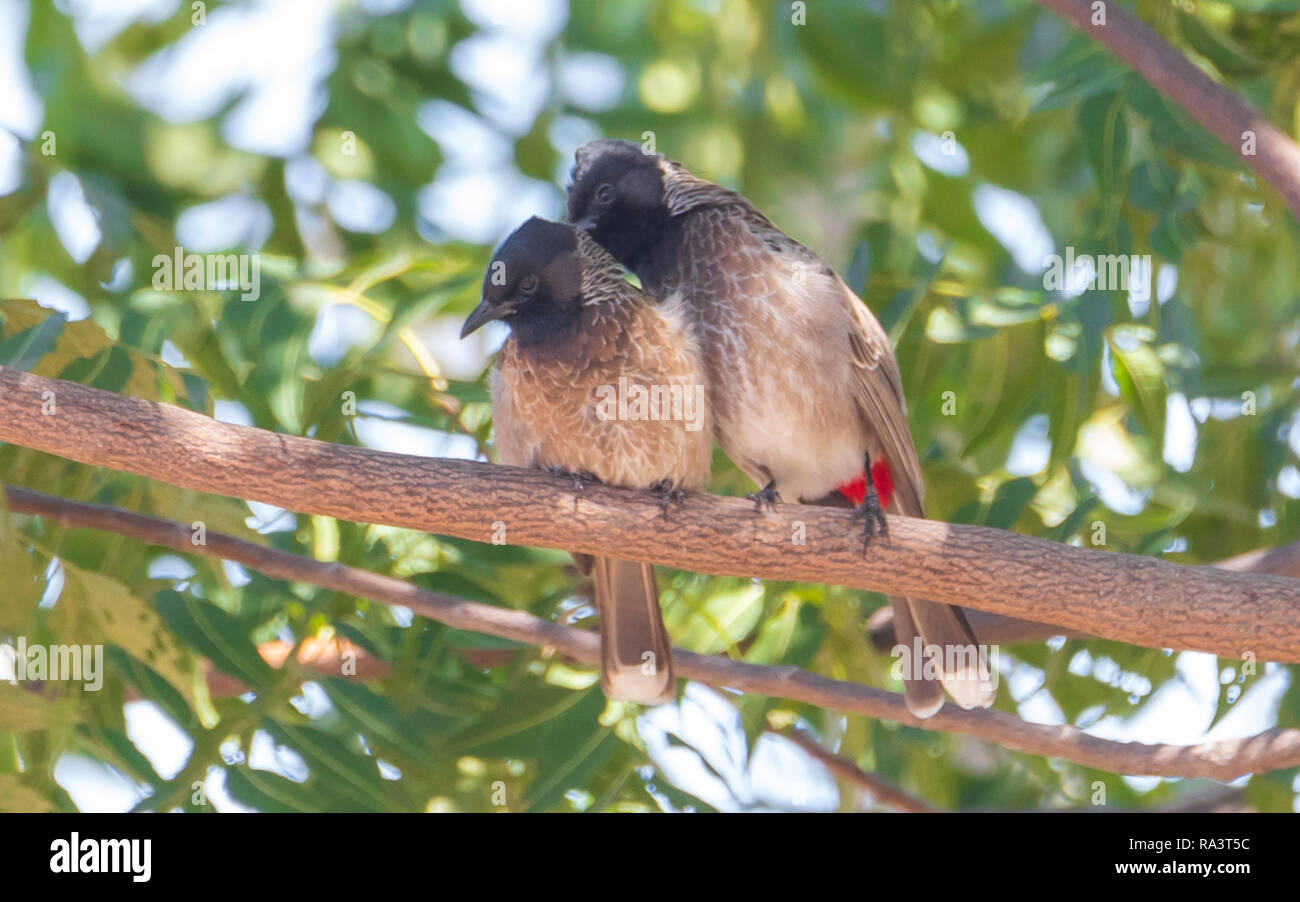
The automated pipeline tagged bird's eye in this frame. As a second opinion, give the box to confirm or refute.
[519,274,539,295]
[595,183,615,204]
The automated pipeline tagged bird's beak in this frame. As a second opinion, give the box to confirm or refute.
[460,297,508,338]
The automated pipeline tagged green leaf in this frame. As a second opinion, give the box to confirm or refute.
[1108,329,1167,442]
[0,312,65,370]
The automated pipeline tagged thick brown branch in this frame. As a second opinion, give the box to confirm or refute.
[1,367,1298,663]
[6,483,1299,780]
[868,541,1300,648]
[1032,0,1300,218]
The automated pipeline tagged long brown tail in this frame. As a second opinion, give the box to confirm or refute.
[592,557,675,704]
[813,490,995,717]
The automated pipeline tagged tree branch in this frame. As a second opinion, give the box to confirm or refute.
[1032,0,1300,219]
[1,366,1298,663]
[777,730,938,812]
[867,540,1300,648]
[5,484,1300,780]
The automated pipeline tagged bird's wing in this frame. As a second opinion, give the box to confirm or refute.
[842,284,926,517]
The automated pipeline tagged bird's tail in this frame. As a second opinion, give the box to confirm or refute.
[592,557,676,704]
[821,480,996,718]
[891,597,995,717]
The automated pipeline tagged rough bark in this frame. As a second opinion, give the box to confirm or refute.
[1,366,1298,664]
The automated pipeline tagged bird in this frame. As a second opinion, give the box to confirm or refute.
[566,139,994,717]
[460,216,712,705]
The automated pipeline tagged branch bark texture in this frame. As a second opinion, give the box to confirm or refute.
[7,484,1299,780]
[1,366,1298,663]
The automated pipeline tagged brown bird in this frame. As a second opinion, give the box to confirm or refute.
[567,140,994,717]
[461,216,711,704]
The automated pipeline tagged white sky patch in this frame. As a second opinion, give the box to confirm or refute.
[0,0,43,139]
[911,130,970,177]
[548,114,601,185]
[1156,263,1177,304]
[1162,392,1196,473]
[55,754,145,812]
[101,257,134,292]
[147,554,196,581]
[248,728,310,783]
[973,183,1054,274]
[1006,413,1050,476]
[451,32,551,135]
[1100,340,1120,396]
[213,399,253,427]
[1017,687,1067,726]
[418,100,513,167]
[64,0,179,54]
[285,155,332,205]
[48,171,102,263]
[558,52,625,112]
[160,338,189,368]
[1088,654,1288,750]
[1278,465,1300,499]
[0,128,25,196]
[417,167,560,245]
[1078,458,1151,515]
[222,559,252,587]
[308,303,380,367]
[353,416,479,460]
[1284,409,1300,457]
[40,558,63,609]
[125,0,339,157]
[426,314,504,382]
[23,274,91,321]
[125,700,193,780]
[176,195,273,251]
[327,179,396,234]
[638,684,837,811]
[460,0,567,41]
[246,500,297,534]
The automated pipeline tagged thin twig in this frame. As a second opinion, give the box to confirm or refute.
[778,729,938,812]
[5,484,1300,780]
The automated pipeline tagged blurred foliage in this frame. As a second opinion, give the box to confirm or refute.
[1,0,1298,812]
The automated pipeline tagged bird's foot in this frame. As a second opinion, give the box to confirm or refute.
[849,487,889,556]
[745,480,782,513]
[649,480,686,518]
[546,466,598,499]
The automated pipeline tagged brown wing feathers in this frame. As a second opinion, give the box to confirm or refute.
[469,219,709,704]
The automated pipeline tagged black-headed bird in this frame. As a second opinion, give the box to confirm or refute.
[567,140,993,717]
[461,216,711,704]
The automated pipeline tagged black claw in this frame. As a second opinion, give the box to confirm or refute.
[650,480,686,518]
[850,487,889,556]
[745,480,782,513]
[547,466,598,498]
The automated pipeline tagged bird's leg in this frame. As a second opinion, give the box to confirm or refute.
[546,466,598,499]
[849,453,889,555]
[649,480,686,519]
[745,468,782,512]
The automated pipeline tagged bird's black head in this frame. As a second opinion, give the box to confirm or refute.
[566,138,669,271]
[461,217,583,347]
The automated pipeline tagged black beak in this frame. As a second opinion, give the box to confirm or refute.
[460,297,510,338]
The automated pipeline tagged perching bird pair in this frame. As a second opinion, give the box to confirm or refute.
[461,139,995,718]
